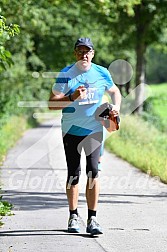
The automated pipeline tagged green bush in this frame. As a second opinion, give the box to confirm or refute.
[0,195,13,226]
[0,197,12,216]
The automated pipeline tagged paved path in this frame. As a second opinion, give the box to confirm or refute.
[0,117,167,252]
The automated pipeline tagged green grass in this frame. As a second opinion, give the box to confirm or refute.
[150,83,167,121]
[0,116,28,165]
[105,83,167,183]
[105,115,167,183]
[143,83,167,132]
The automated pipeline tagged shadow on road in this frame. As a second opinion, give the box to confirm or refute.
[1,191,69,211]
[0,229,95,238]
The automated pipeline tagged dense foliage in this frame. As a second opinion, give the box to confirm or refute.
[0,15,19,71]
[0,0,167,123]
[0,0,167,122]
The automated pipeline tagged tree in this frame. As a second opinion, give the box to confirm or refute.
[1,0,167,119]
[133,1,167,113]
[146,46,167,83]
[76,0,167,113]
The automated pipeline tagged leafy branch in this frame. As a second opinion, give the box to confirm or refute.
[0,15,20,71]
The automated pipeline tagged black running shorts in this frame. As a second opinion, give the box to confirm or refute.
[62,132,103,185]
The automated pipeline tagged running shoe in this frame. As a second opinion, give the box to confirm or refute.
[68,214,80,233]
[86,216,103,235]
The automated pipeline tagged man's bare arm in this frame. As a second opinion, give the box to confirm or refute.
[48,86,87,110]
[48,91,72,110]
[107,84,122,116]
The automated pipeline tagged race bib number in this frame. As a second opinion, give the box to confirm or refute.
[79,88,99,105]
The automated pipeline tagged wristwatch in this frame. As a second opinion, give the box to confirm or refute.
[69,94,74,101]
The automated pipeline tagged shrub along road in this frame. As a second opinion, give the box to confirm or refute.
[0,117,167,252]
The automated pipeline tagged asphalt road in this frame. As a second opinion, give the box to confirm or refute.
[0,117,167,252]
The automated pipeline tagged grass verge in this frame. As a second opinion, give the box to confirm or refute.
[105,115,167,183]
[0,116,29,165]
[143,83,167,132]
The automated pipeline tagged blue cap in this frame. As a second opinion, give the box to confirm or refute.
[74,37,94,49]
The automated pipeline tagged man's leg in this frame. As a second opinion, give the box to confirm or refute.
[84,132,103,235]
[86,177,99,210]
[66,183,79,211]
[98,128,106,171]
[84,132,102,210]
[63,133,82,233]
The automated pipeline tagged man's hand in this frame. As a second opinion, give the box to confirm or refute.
[110,105,120,117]
[95,102,120,132]
[72,85,87,100]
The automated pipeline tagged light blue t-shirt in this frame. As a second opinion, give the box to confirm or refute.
[53,63,114,136]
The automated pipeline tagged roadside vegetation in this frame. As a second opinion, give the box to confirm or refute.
[0,195,12,226]
[0,116,28,166]
[143,83,167,132]
[105,83,167,183]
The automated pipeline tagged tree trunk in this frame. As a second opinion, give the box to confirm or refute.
[135,43,146,114]
[134,4,147,114]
